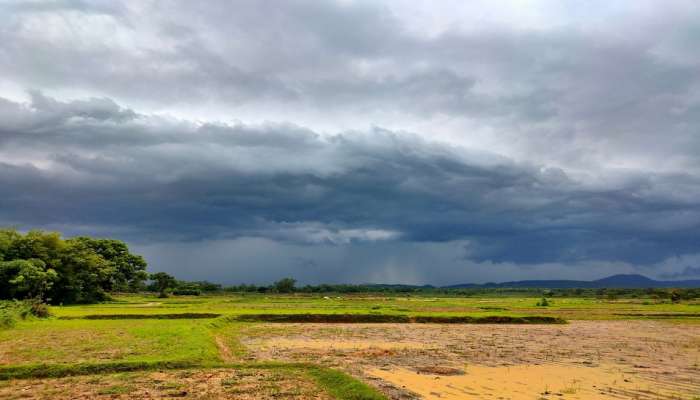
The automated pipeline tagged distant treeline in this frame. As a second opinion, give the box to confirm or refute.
[0,229,147,304]
[3,229,699,304]
[164,279,700,300]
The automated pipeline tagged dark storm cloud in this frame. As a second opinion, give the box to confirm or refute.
[659,266,700,280]
[1,1,700,282]
[1,94,699,268]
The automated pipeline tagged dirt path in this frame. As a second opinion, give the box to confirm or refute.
[215,335,234,362]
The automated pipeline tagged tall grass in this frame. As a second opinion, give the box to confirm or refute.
[0,300,51,329]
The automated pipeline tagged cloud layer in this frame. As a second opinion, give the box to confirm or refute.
[1,1,699,283]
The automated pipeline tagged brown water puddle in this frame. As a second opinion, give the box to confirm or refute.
[368,364,685,400]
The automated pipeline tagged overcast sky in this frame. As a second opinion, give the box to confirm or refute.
[1,0,699,285]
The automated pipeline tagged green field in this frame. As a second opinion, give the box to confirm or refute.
[1,293,698,399]
[50,292,700,320]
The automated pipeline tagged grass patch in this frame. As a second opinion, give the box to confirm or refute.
[208,319,250,359]
[97,384,134,395]
[48,293,700,321]
[306,365,386,400]
[0,360,199,380]
[0,319,219,365]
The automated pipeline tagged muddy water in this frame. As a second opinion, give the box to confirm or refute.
[369,364,684,400]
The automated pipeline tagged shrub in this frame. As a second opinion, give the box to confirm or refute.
[27,299,51,318]
[0,299,51,329]
[0,306,15,329]
[670,290,682,304]
[536,297,550,307]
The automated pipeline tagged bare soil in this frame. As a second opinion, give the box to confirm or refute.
[215,335,234,363]
[0,368,332,400]
[238,321,700,399]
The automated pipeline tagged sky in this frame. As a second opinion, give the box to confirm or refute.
[1,0,699,285]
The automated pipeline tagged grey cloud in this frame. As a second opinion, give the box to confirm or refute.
[134,238,645,286]
[2,1,700,283]
[5,0,125,16]
[659,266,700,280]
[2,0,699,177]
[1,94,699,268]
[2,1,696,116]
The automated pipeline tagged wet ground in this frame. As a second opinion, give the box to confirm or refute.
[239,320,700,399]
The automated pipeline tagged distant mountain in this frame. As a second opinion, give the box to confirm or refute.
[593,274,658,287]
[444,274,700,289]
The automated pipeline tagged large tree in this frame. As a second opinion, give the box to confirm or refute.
[69,237,148,292]
[0,229,148,304]
[273,277,296,293]
[149,272,177,298]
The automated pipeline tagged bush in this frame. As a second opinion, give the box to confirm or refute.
[670,290,682,303]
[536,297,550,307]
[0,306,15,329]
[0,299,51,329]
[27,299,51,318]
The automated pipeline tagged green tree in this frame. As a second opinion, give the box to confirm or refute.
[70,237,148,291]
[3,230,63,264]
[0,228,149,304]
[150,272,177,298]
[5,259,58,299]
[273,277,296,293]
[51,239,116,303]
[0,229,22,261]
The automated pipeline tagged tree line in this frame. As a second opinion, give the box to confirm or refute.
[167,279,700,300]
[0,229,303,303]
[0,229,148,304]
[2,228,698,303]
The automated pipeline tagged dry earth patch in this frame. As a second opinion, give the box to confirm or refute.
[235,321,700,399]
[0,368,332,400]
